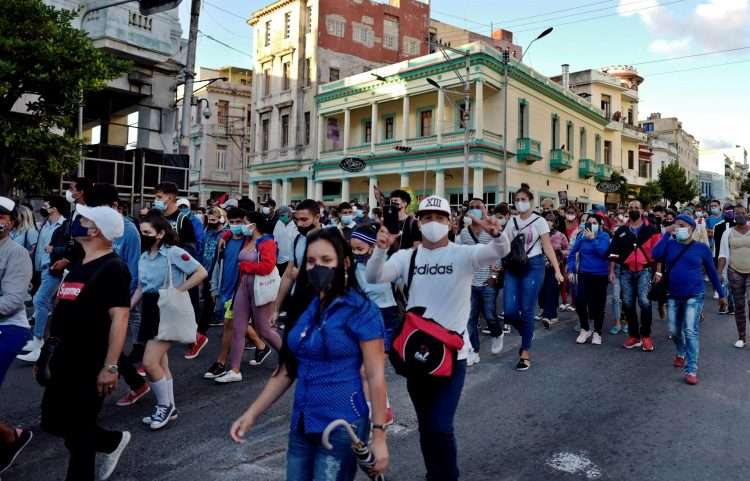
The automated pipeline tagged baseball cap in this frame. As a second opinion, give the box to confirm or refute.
[277,206,292,216]
[221,198,239,209]
[0,196,15,215]
[416,196,451,217]
[75,205,124,241]
[176,198,191,209]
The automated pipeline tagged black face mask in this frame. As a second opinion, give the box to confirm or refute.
[297,224,315,235]
[628,210,641,222]
[39,208,49,218]
[141,234,158,252]
[207,222,219,230]
[735,214,748,226]
[353,253,370,265]
[307,265,336,293]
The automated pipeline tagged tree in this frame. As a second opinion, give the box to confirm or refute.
[657,163,700,208]
[0,0,129,194]
[741,173,750,198]
[609,171,634,206]
[637,181,663,208]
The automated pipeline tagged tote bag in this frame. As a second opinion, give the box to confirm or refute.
[156,249,197,344]
[253,266,281,307]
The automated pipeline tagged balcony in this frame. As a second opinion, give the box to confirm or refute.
[595,163,613,182]
[516,138,542,164]
[622,123,647,142]
[579,158,596,178]
[550,149,573,172]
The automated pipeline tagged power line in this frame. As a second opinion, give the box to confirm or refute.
[503,0,664,29]
[645,58,750,76]
[198,30,252,57]
[629,45,750,66]
[203,0,248,22]
[203,8,251,39]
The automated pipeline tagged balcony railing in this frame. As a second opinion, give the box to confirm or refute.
[482,130,504,147]
[579,158,596,178]
[595,163,613,182]
[516,137,542,163]
[550,149,573,172]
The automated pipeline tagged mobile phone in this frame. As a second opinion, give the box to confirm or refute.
[584,223,593,232]
[384,204,400,235]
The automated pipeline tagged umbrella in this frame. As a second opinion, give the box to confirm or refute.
[321,419,385,481]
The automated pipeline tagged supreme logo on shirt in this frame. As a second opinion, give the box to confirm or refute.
[58,282,85,301]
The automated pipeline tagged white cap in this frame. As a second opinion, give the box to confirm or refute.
[176,198,191,208]
[75,205,124,241]
[416,196,451,217]
[0,196,15,214]
[221,198,239,209]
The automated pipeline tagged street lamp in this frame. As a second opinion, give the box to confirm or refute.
[519,27,554,63]
[371,73,388,82]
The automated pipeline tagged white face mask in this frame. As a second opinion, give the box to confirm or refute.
[421,221,449,243]
[497,217,508,226]
[566,214,576,221]
[261,207,271,215]
[65,190,75,204]
[516,201,531,213]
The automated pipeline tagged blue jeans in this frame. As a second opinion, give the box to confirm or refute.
[504,255,546,351]
[611,264,623,322]
[539,266,560,319]
[667,296,703,374]
[406,360,466,481]
[620,267,653,338]
[380,306,401,353]
[286,416,369,481]
[468,285,500,350]
[32,269,62,339]
[0,325,31,386]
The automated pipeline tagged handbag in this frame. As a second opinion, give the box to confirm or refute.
[156,249,197,344]
[35,336,60,387]
[647,242,692,303]
[502,217,541,275]
[253,266,281,306]
[389,248,465,378]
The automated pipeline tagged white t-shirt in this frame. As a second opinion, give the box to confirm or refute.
[503,214,550,258]
[273,220,292,264]
[366,236,510,359]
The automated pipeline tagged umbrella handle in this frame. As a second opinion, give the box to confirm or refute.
[322,419,362,450]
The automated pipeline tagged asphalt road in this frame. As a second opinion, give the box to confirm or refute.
[4,295,749,481]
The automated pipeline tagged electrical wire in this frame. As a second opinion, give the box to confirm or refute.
[629,45,750,66]
[203,8,251,39]
[503,0,669,29]
[198,30,252,57]
[645,58,750,76]
[203,0,249,22]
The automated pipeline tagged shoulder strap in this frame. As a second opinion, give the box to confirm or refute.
[467,227,480,244]
[405,247,419,298]
[665,242,693,275]
[293,233,303,267]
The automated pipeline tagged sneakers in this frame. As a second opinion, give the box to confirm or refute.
[622,324,629,334]
[515,358,530,371]
[136,366,146,377]
[685,373,698,385]
[467,350,480,366]
[203,362,226,379]
[148,404,176,431]
[384,407,395,427]
[734,339,745,349]
[115,384,151,407]
[249,345,272,366]
[719,305,729,315]
[491,334,504,355]
[20,337,42,353]
[673,355,685,368]
[481,327,492,335]
[214,370,242,384]
[542,318,558,329]
[566,305,577,312]
[0,429,32,475]
[713,291,720,300]
[99,431,131,481]
[502,324,512,335]
[623,337,642,349]
[641,337,655,352]
[576,330,593,344]
[609,325,622,335]
[592,332,602,345]
[16,347,41,363]
[559,304,569,311]
[184,333,208,360]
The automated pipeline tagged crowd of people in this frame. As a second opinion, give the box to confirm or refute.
[0,176,744,481]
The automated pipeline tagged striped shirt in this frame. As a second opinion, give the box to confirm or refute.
[459,227,495,287]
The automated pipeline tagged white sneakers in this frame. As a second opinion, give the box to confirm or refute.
[491,334,505,355]
[99,431,131,481]
[214,370,242,383]
[734,339,745,349]
[467,351,480,366]
[16,346,41,363]
[592,333,602,345]
[576,330,593,344]
[21,337,42,353]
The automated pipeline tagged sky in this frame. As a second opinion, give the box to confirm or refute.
[180,0,750,152]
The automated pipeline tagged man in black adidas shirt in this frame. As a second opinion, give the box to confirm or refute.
[40,205,131,481]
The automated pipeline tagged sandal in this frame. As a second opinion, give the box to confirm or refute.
[515,358,530,371]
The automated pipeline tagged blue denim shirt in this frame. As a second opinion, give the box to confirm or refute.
[34,216,65,271]
[288,288,384,433]
[138,245,200,293]
[113,217,141,296]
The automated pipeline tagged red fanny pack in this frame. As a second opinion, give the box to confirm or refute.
[390,310,465,377]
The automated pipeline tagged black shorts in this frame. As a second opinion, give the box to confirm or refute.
[137,292,161,343]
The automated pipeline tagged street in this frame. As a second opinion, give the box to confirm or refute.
[4,296,749,481]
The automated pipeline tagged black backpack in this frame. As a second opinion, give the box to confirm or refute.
[502,217,541,275]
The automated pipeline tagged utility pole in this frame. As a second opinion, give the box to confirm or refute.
[179,0,201,155]
[462,53,471,202]
[501,49,509,204]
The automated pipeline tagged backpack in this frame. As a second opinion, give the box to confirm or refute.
[502,217,541,275]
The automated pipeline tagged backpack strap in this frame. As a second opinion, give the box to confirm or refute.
[466,227,480,244]
[405,247,419,300]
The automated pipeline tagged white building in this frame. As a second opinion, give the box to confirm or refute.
[641,113,700,182]
[699,145,748,203]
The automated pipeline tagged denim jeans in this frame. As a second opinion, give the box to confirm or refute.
[539,266,560,319]
[380,306,402,353]
[667,296,703,374]
[620,267,653,338]
[504,256,546,351]
[0,325,30,386]
[468,285,500,350]
[611,264,623,322]
[406,359,466,481]
[286,416,369,481]
[32,269,62,339]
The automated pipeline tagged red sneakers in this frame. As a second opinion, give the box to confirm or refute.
[384,407,395,427]
[623,337,642,349]
[641,337,655,352]
[685,374,698,385]
[673,356,685,368]
[184,333,208,360]
[136,366,146,377]
[116,383,151,407]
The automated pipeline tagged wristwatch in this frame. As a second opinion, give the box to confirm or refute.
[372,423,388,432]
[104,364,119,374]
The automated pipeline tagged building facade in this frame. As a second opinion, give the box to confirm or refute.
[428,19,522,59]
[700,146,749,204]
[246,0,431,204]
[641,113,700,182]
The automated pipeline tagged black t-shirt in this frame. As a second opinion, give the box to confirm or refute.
[166,210,196,246]
[396,216,421,251]
[50,253,131,373]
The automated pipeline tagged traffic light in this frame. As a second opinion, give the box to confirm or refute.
[139,0,182,16]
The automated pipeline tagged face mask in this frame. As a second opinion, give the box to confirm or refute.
[261,207,271,215]
[279,215,290,224]
[675,227,690,242]
[696,211,704,218]
[516,201,531,213]
[298,224,315,235]
[355,210,364,219]
[711,208,721,215]
[468,209,483,219]
[369,213,379,221]
[664,220,674,227]
[153,200,166,212]
[70,216,91,238]
[140,234,158,251]
[735,214,747,226]
[179,207,191,216]
[308,265,337,293]
[0,223,7,235]
[229,225,244,236]
[341,215,353,225]
[498,217,508,226]
[207,221,219,229]
[725,211,735,221]
[628,210,641,222]
[65,190,75,204]
[590,224,600,234]
[353,253,371,265]
[421,221,449,243]
[463,216,472,226]
[241,225,254,237]
[617,214,625,221]
[566,213,576,221]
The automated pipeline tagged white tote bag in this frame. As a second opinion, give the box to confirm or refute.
[156,249,197,344]
[253,266,281,307]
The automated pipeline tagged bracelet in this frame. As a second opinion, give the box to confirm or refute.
[371,423,388,432]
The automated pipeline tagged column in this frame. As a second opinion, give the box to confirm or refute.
[370,102,378,154]
[435,169,445,198]
[400,173,409,187]
[281,178,290,205]
[368,176,378,209]
[475,80,484,140]
[270,179,280,201]
[255,112,264,155]
[317,113,325,159]
[496,171,503,205]
[473,167,483,199]
[306,176,315,199]
[343,108,351,154]
[401,95,410,145]
[436,89,444,145]
[341,178,350,202]
[248,181,257,203]
[314,181,323,200]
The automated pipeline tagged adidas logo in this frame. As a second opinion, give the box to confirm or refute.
[415,263,454,275]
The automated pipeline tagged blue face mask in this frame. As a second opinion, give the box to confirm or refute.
[590,224,599,234]
[153,200,166,211]
[355,210,364,219]
[229,225,243,236]
[70,216,91,238]
[675,227,690,242]
[241,225,254,237]
[468,209,483,219]
[179,207,191,217]
[341,215,353,225]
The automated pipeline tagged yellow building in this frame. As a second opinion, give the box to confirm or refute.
[247,42,645,210]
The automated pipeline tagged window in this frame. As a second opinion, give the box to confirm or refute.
[282,61,291,90]
[604,140,612,165]
[627,107,634,126]
[353,23,373,46]
[216,145,227,171]
[246,107,252,127]
[579,128,587,158]
[284,12,291,38]
[306,6,312,33]
[518,100,528,138]
[419,109,433,137]
[643,122,654,133]
[217,100,229,127]
[639,158,649,178]
[601,94,611,119]
[404,38,420,56]
[551,115,560,150]
[265,20,271,46]
[329,68,340,82]
[304,112,311,145]
[566,122,574,154]
[628,150,635,170]
[304,58,311,86]
[281,114,290,148]
[363,120,372,144]
[263,66,271,96]
[326,16,345,38]
[383,16,399,51]
[595,135,602,163]
[384,116,395,140]
[428,31,437,53]
[261,118,270,152]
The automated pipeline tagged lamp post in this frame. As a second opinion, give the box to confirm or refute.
[501,27,553,203]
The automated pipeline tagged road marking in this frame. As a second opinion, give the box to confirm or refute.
[546,451,602,479]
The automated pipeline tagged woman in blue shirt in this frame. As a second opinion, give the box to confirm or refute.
[230,227,389,481]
